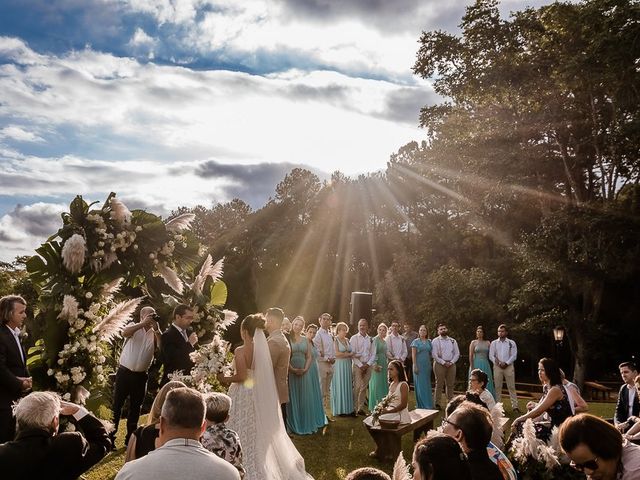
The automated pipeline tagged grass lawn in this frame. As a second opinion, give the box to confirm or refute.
[85,396,616,480]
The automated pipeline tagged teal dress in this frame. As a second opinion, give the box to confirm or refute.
[331,338,354,416]
[286,337,327,434]
[368,336,389,410]
[411,338,433,409]
[471,341,496,398]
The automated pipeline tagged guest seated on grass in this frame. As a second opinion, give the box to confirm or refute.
[0,391,111,480]
[442,402,502,480]
[560,413,640,480]
[201,392,245,478]
[412,431,472,480]
[345,467,391,480]
[125,380,186,462]
[115,387,239,480]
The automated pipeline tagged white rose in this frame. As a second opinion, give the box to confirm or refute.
[133,244,138,250]
[63,393,71,401]
[47,369,54,376]
[85,292,93,299]
[149,253,155,259]
[135,226,142,232]
[58,359,64,365]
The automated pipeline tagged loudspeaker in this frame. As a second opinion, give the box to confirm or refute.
[350,292,373,326]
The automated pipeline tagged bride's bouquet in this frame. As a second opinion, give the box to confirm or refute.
[169,334,231,392]
[189,335,232,392]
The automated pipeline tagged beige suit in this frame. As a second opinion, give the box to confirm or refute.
[267,330,291,404]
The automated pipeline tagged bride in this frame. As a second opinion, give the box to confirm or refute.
[218,314,313,480]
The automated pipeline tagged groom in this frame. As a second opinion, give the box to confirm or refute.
[265,307,291,425]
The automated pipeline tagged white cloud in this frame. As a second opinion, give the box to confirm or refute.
[0,125,44,142]
[0,39,429,174]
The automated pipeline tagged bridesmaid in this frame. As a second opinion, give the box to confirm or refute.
[286,316,326,434]
[368,323,389,410]
[411,325,434,409]
[468,325,496,398]
[331,322,355,416]
[305,323,328,429]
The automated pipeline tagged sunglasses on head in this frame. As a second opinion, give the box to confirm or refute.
[570,457,599,472]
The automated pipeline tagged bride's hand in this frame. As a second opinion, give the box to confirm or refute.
[217,372,229,386]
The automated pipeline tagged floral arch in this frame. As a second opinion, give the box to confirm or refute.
[26,193,235,402]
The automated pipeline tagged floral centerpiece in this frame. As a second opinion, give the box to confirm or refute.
[371,391,397,427]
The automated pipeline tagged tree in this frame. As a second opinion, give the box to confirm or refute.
[412,0,640,384]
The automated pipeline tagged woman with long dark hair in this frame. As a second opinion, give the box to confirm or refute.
[511,357,573,440]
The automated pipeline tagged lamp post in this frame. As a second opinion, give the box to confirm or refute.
[553,326,565,367]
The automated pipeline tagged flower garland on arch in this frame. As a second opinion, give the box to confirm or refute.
[27,193,236,402]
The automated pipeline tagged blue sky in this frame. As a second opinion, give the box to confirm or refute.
[0,0,555,260]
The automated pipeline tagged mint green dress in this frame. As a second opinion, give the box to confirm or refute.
[286,337,327,434]
[368,336,389,409]
[331,339,354,416]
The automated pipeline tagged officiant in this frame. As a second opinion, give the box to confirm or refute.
[160,304,198,385]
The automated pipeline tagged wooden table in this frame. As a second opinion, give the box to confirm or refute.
[364,408,439,461]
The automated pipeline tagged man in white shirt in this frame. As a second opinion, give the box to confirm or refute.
[115,387,239,480]
[313,312,335,420]
[350,318,375,415]
[112,306,161,446]
[489,324,519,412]
[431,323,460,408]
[385,322,407,363]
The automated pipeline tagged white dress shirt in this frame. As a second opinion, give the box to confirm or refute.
[349,333,375,368]
[385,333,408,362]
[313,327,335,361]
[431,335,460,365]
[489,338,518,366]
[119,324,156,372]
[628,386,638,420]
[5,325,24,364]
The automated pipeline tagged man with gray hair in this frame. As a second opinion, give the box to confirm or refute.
[115,387,239,480]
[0,391,111,479]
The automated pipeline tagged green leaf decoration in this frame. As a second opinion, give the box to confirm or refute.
[210,280,228,306]
[27,353,43,367]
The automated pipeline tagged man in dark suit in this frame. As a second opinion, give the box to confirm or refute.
[160,304,197,385]
[0,295,31,443]
[0,391,111,479]
[615,361,639,433]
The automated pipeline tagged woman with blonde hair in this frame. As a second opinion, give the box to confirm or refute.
[125,380,186,461]
[331,322,354,416]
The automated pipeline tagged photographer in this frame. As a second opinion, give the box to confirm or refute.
[111,306,161,446]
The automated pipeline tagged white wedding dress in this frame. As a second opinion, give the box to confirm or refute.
[227,329,313,480]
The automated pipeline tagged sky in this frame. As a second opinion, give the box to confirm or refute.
[0,0,556,261]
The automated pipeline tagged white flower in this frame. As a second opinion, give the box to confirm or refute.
[97,374,105,383]
[109,197,132,225]
[61,234,86,274]
[58,359,64,365]
[47,369,54,376]
[96,365,103,373]
[58,295,79,322]
[149,253,155,259]
[133,244,138,250]
[85,292,93,299]
[182,243,187,248]
[63,393,71,401]
[97,355,106,364]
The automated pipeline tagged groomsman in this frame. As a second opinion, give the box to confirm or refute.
[349,318,375,415]
[489,324,519,412]
[431,323,460,408]
[385,322,407,363]
[402,324,418,386]
[313,313,335,420]
[0,295,31,443]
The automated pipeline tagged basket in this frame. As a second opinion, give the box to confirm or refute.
[379,418,401,429]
